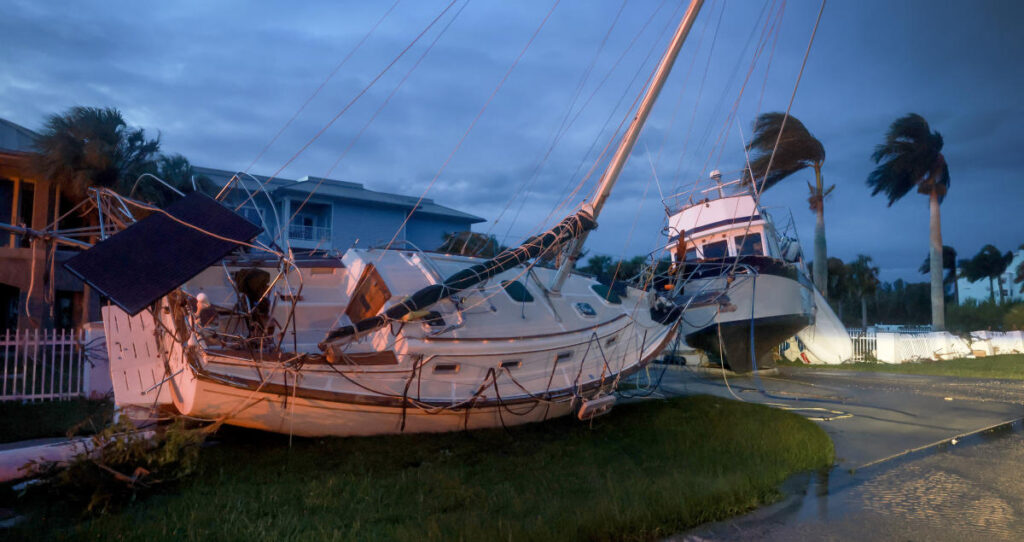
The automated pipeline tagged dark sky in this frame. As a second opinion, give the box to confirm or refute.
[2,0,1021,282]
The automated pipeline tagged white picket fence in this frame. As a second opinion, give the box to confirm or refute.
[0,328,91,402]
[846,329,877,361]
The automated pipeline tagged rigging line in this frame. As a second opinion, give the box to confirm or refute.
[756,0,825,195]
[645,142,666,203]
[756,0,785,115]
[604,160,655,291]
[709,0,783,171]
[232,0,459,212]
[217,0,402,202]
[102,189,282,256]
[567,0,684,208]
[672,0,769,198]
[376,0,563,259]
[653,0,717,170]
[670,0,727,194]
[698,0,778,181]
[518,0,674,238]
[278,0,472,245]
[496,0,671,244]
[480,0,629,245]
[688,0,773,171]
[532,0,683,238]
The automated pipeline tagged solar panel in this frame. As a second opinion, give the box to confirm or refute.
[64,192,263,315]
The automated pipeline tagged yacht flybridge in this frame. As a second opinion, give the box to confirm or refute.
[661,173,815,372]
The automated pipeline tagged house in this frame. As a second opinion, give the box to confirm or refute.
[194,166,485,254]
[0,117,485,330]
[0,118,87,330]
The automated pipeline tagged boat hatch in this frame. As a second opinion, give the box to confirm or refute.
[346,263,391,321]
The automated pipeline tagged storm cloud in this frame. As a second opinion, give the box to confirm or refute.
[2,0,1021,282]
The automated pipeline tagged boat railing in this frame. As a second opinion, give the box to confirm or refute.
[661,177,756,214]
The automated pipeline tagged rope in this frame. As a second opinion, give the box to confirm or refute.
[755,0,826,195]
[377,0,562,258]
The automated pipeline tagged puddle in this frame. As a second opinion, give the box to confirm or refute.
[682,418,1024,541]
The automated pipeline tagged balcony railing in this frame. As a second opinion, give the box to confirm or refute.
[288,224,332,242]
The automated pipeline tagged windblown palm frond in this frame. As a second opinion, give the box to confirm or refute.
[32,106,161,201]
[742,112,825,192]
[867,113,950,206]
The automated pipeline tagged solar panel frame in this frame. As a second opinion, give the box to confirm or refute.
[64,192,263,315]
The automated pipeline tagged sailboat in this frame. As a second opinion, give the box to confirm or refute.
[66,1,707,437]
[660,170,815,372]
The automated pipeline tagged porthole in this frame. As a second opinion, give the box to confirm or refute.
[433,363,460,374]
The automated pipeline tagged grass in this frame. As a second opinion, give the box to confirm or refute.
[780,354,1024,380]
[5,395,833,541]
[0,397,113,444]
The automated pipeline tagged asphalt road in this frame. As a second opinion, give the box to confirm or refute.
[644,365,1024,541]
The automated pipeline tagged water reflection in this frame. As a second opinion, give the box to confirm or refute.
[684,419,1024,541]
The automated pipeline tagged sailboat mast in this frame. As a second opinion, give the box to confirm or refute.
[550,0,704,292]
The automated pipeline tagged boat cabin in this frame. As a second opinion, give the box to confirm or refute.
[665,194,779,263]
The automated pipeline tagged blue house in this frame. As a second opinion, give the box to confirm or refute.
[194,166,485,254]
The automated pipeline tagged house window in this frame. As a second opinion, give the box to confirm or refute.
[0,178,13,248]
[288,201,332,243]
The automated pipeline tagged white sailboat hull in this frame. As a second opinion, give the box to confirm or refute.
[104,249,678,437]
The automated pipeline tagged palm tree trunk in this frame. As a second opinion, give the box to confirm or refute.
[928,190,945,330]
[861,295,868,330]
[813,208,827,297]
[989,276,996,303]
[812,165,827,296]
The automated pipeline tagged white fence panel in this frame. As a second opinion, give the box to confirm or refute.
[847,329,877,362]
[0,328,89,402]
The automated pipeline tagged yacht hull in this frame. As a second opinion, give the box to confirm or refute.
[676,268,812,372]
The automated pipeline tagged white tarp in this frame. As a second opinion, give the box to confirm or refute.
[781,289,852,364]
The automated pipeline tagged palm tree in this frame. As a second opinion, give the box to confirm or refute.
[847,255,879,330]
[963,245,1013,303]
[919,245,958,304]
[1015,244,1024,295]
[32,106,161,201]
[826,256,849,320]
[867,113,950,330]
[742,113,830,296]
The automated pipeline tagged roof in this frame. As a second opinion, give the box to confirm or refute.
[0,118,39,154]
[198,166,484,224]
[192,165,293,193]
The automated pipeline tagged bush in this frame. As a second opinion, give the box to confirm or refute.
[23,417,211,515]
[946,299,1021,332]
[1004,304,1024,330]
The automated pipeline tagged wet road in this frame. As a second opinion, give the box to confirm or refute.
[643,365,1024,541]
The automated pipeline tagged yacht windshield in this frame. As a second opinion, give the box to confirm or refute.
[735,234,763,256]
[702,240,728,259]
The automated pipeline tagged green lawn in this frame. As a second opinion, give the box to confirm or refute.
[7,395,833,541]
[781,354,1024,380]
[0,397,113,444]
